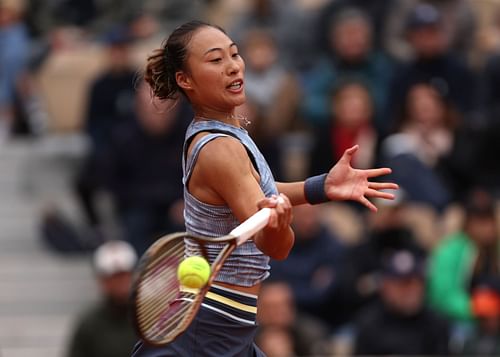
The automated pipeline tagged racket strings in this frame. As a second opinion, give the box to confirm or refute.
[137,240,184,329]
[149,295,196,338]
[139,242,184,294]
[135,236,205,343]
[141,293,195,339]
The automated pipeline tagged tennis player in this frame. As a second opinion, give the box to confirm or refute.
[132,20,397,357]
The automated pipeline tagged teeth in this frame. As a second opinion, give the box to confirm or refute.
[229,81,241,89]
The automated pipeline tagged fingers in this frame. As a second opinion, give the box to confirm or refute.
[363,167,392,178]
[359,196,378,213]
[257,196,278,227]
[277,193,293,230]
[340,145,359,161]
[345,145,359,155]
[257,196,279,209]
[365,188,396,200]
[264,194,292,230]
[368,182,399,190]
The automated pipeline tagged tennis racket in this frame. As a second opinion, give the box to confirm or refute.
[130,206,274,346]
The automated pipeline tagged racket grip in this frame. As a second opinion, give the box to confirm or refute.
[231,197,285,245]
[232,208,272,245]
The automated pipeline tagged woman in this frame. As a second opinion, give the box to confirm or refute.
[309,78,378,177]
[132,20,397,357]
[381,82,458,211]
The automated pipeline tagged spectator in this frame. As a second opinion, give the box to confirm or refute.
[462,288,500,355]
[229,0,318,70]
[270,204,348,329]
[316,0,398,51]
[54,0,98,28]
[66,240,138,357]
[24,0,98,37]
[428,189,500,324]
[237,28,300,179]
[354,249,450,355]
[74,26,136,229]
[255,326,297,357]
[469,1,500,67]
[384,0,477,62]
[482,53,500,126]
[338,189,426,324]
[0,0,30,141]
[444,52,500,195]
[90,0,206,36]
[389,3,478,124]
[301,7,393,134]
[381,82,460,211]
[309,78,377,177]
[105,82,191,255]
[256,281,331,356]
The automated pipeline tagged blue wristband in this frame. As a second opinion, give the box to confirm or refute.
[304,173,329,204]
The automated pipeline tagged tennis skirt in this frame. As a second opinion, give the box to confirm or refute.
[131,284,266,357]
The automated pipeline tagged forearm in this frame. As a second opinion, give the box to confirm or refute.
[276,181,307,206]
[276,174,329,206]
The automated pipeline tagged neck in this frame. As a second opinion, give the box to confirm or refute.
[193,108,250,127]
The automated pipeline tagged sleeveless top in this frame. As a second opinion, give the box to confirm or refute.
[182,120,277,286]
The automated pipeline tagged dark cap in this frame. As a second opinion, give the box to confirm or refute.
[405,3,442,31]
[382,250,424,279]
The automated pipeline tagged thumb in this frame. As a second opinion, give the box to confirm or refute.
[341,145,359,161]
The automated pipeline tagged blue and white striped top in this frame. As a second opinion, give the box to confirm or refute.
[182,119,277,286]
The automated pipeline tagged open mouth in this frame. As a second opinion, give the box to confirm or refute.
[227,80,243,91]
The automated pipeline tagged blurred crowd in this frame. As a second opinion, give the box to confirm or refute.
[3,0,500,356]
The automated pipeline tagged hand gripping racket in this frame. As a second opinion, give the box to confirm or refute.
[130,206,273,346]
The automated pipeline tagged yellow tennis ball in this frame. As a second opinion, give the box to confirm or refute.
[177,256,211,288]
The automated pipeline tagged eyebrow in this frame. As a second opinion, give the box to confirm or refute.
[204,43,237,55]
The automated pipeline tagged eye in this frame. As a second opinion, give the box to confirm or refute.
[232,53,240,59]
[210,58,222,63]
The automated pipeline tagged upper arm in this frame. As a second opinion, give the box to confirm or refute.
[188,135,265,222]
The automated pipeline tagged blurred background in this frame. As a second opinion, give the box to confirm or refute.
[2,0,500,356]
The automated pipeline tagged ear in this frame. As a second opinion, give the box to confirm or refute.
[176,71,192,91]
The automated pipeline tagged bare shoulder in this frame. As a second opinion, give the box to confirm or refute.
[188,133,258,206]
[196,134,250,174]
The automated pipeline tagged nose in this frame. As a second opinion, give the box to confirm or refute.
[227,57,241,76]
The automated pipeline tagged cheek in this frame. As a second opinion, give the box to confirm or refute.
[193,69,222,93]
[193,64,220,83]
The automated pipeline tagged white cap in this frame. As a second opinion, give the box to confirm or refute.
[93,240,138,276]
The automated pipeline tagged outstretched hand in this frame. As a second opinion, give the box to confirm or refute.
[325,145,399,212]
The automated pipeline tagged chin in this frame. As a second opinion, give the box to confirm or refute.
[234,99,246,107]
[214,93,246,110]
[233,94,247,107]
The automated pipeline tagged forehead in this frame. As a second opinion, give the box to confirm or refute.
[340,83,368,95]
[410,84,438,97]
[187,26,234,56]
